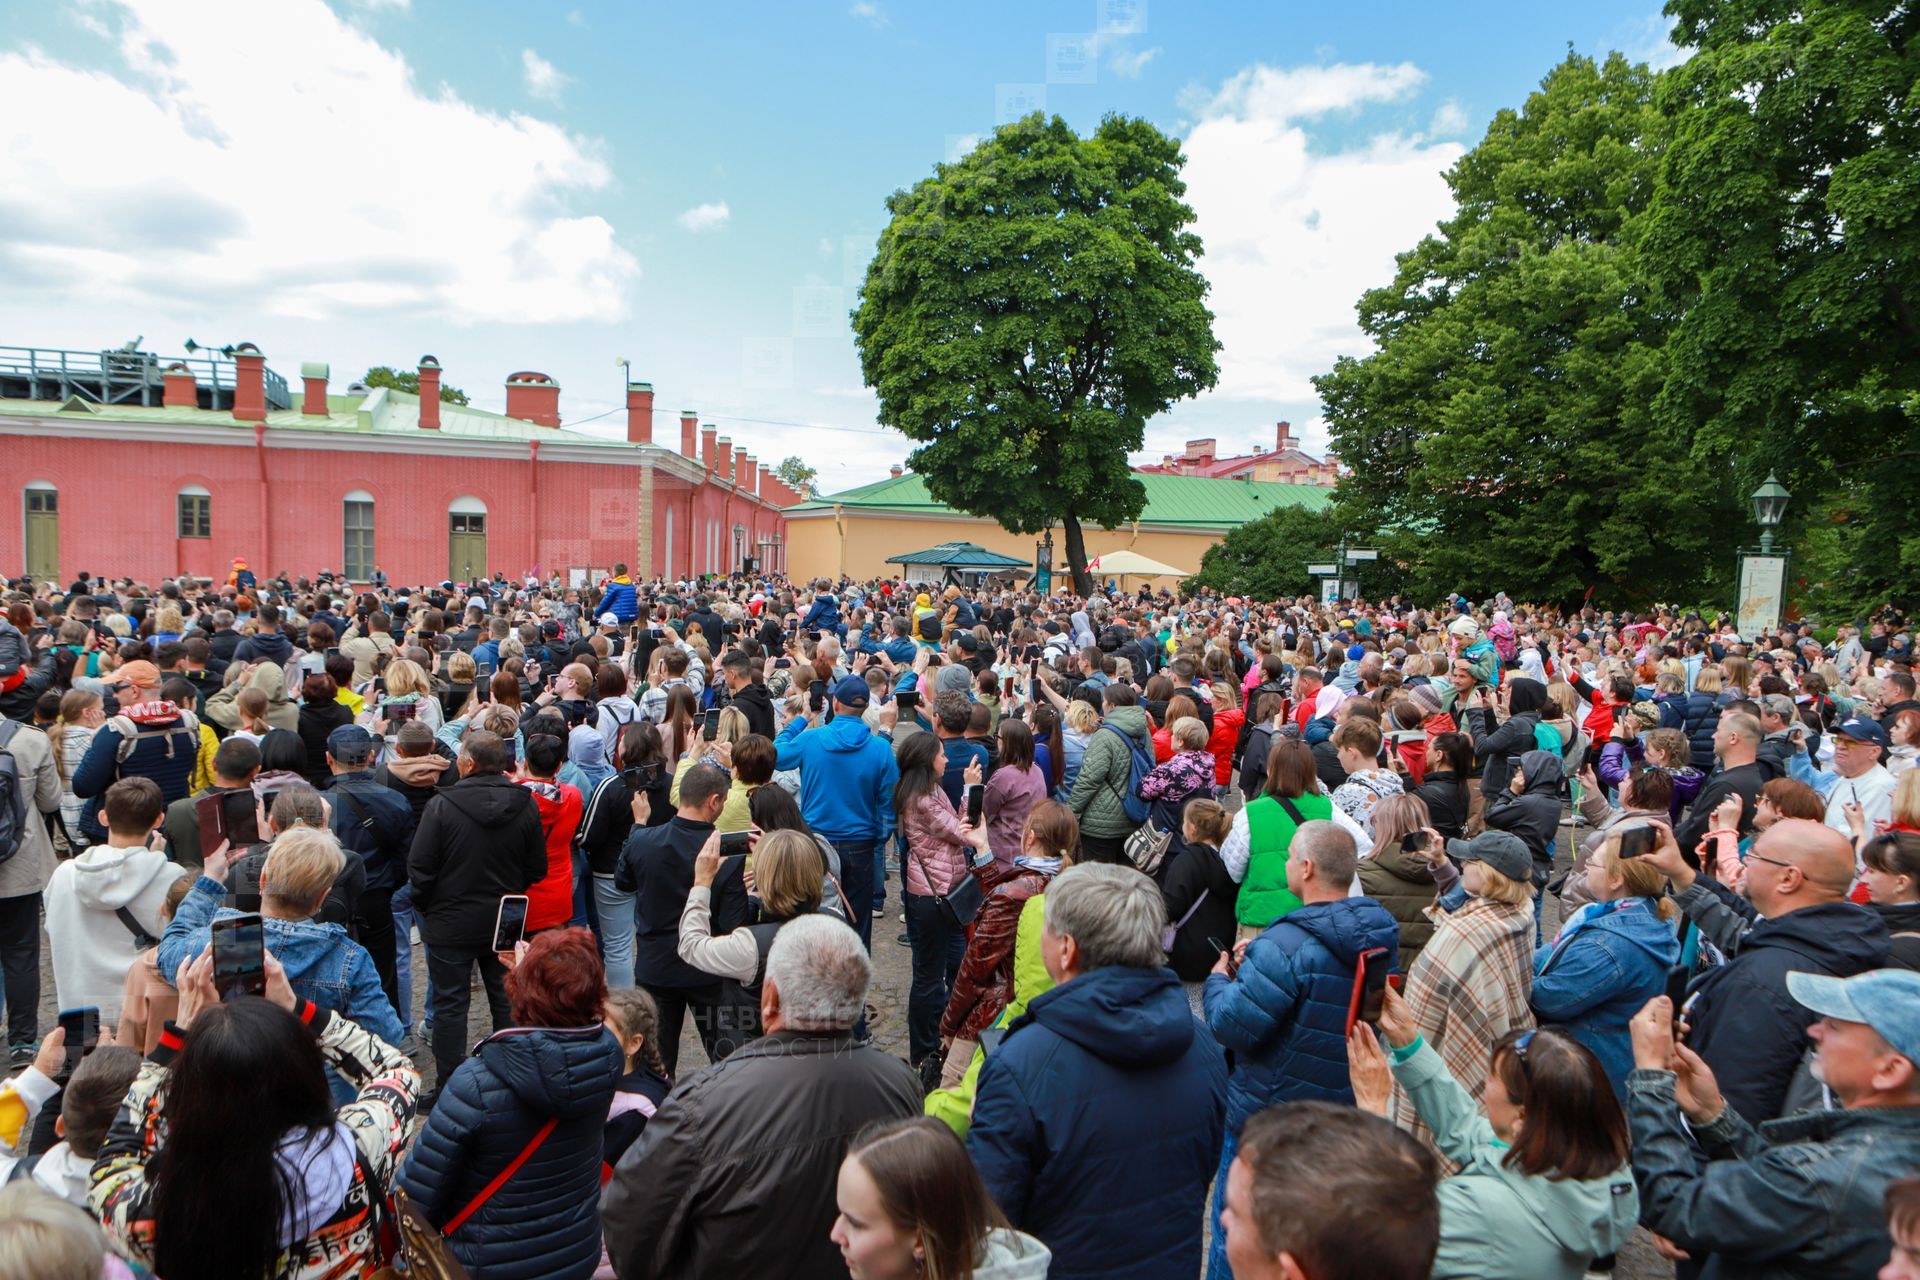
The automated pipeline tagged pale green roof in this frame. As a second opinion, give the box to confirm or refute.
[0,387,634,448]
[791,470,1332,528]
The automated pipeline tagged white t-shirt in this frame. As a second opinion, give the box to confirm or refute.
[1823,763,1896,838]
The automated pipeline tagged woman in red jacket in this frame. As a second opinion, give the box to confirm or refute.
[1206,682,1246,787]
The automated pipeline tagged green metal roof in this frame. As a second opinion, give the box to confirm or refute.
[792,470,1333,528]
[885,541,1031,568]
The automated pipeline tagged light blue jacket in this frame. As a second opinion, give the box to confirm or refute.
[1394,1038,1638,1280]
[1531,897,1676,1098]
[158,877,404,1047]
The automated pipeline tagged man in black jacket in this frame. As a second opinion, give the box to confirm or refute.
[615,762,749,1074]
[407,730,547,1088]
[323,726,416,1017]
[715,649,776,739]
[1643,818,1888,1125]
[1675,713,1766,856]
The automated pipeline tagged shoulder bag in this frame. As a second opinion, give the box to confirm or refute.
[905,837,985,930]
[368,1117,557,1280]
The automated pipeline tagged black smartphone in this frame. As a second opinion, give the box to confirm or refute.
[719,830,755,856]
[57,1006,99,1077]
[1400,831,1430,854]
[808,684,827,714]
[491,894,530,953]
[808,629,821,642]
[1618,826,1658,859]
[1347,947,1392,1036]
[965,783,984,825]
[220,789,260,846]
[211,913,267,1002]
[1208,934,1240,979]
[702,708,722,740]
[896,689,919,714]
[774,657,791,669]
[257,787,285,814]
[385,700,417,723]
[1029,656,1041,677]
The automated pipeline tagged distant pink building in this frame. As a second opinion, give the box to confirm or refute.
[1,342,806,586]
[1136,421,1339,486]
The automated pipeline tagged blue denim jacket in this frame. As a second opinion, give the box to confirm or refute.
[158,878,405,1047]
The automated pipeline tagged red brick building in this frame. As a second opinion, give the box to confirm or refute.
[1,343,805,587]
[1136,421,1339,486]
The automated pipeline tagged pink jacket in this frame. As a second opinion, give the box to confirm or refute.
[901,790,972,897]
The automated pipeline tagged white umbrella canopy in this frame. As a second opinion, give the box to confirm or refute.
[1085,549,1189,579]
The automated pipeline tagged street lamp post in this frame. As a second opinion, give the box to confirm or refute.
[1737,473,1792,636]
[1308,539,1376,603]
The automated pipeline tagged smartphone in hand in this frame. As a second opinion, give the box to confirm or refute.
[211,914,267,1002]
[491,895,531,953]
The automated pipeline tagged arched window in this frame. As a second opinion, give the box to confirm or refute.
[177,484,211,538]
[343,490,374,581]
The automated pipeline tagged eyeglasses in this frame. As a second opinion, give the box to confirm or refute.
[1744,850,1794,871]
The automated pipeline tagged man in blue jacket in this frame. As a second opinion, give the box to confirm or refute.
[968,863,1227,1280]
[774,675,898,949]
[597,564,639,625]
[1203,820,1399,1280]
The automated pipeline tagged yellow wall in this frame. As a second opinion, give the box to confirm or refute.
[783,510,1222,583]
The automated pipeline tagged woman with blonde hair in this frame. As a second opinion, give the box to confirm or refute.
[1059,697,1100,795]
[50,688,105,847]
[374,656,442,733]
[1528,819,1678,1100]
[833,1116,1050,1280]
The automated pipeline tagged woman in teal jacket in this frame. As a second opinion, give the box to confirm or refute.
[1349,987,1638,1280]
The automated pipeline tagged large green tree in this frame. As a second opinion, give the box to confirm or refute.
[362,365,469,405]
[1316,53,1737,606]
[853,113,1221,595]
[1646,0,1920,611]
[1183,504,1344,599]
[773,456,818,495]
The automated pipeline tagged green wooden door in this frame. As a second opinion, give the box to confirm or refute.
[24,489,57,581]
[449,512,486,585]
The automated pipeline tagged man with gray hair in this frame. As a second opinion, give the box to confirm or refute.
[967,863,1227,1280]
[602,914,919,1278]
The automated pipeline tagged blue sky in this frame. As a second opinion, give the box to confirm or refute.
[0,0,1683,491]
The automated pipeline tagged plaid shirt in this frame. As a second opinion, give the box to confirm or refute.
[1393,895,1535,1163]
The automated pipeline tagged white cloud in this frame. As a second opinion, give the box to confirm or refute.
[1181,61,1464,406]
[1428,98,1469,137]
[849,1,887,28]
[1189,60,1428,123]
[343,0,409,9]
[521,48,570,101]
[0,0,637,325]
[676,202,731,233]
[1108,45,1160,79]
[1618,12,1691,71]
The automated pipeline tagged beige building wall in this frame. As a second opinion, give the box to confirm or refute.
[783,509,1224,583]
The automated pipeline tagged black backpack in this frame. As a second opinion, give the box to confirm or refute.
[0,722,26,866]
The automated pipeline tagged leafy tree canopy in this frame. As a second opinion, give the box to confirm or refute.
[1646,0,1920,608]
[773,456,819,494]
[853,112,1220,595]
[362,365,469,405]
[1317,52,1739,607]
[1183,504,1346,599]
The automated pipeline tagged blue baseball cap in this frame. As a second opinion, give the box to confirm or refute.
[327,724,377,763]
[1832,717,1890,748]
[830,674,871,709]
[1788,969,1920,1063]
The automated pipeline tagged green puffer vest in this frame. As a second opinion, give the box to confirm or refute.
[1235,791,1333,926]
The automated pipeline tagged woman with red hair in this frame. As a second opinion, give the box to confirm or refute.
[400,927,624,1279]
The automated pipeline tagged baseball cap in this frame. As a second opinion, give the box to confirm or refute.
[830,675,871,709]
[105,660,160,688]
[598,613,619,627]
[1833,717,1890,747]
[1787,969,1920,1064]
[1447,617,1479,638]
[1446,830,1531,882]
[952,632,980,653]
[327,724,377,763]
[1346,643,1366,662]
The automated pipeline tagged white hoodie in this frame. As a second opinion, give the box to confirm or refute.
[44,842,178,1022]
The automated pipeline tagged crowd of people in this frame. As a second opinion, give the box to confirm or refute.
[0,561,1916,1279]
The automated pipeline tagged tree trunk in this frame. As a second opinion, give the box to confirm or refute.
[1063,511,1093,597]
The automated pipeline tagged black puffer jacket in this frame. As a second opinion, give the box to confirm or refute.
[400,1024,624,1280]
[406,772,546,949]
[1681,690,1720,772]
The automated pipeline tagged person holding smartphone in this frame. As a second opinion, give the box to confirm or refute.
[1201,819,1400,1280]
[1528,820,1679,1101]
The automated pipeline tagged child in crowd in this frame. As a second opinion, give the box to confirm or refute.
[231,686,271,743]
